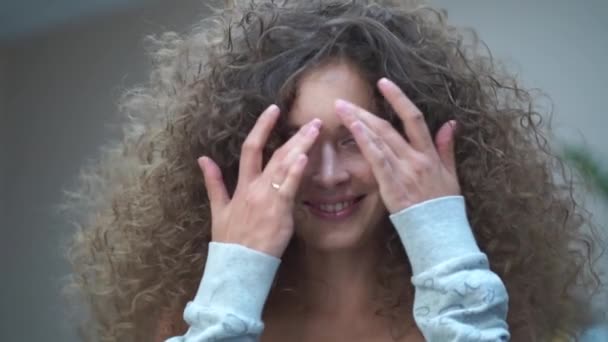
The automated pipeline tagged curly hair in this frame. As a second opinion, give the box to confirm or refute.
[61,0,603,341]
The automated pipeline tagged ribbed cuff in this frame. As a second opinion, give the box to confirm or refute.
[389,196,480,276]
[191,242,281,321]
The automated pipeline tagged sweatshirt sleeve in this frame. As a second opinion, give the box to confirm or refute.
[389,196,510,342]
[165,242,280,342]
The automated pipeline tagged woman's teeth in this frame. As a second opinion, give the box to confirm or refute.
[316,201,355,213]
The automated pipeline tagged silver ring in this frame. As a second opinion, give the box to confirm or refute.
[271,182,281,190]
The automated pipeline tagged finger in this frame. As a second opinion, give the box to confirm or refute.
[335,99,414,158]
[265,118,321,177]
[377,78,434,153]
[278,153,308,200]
[239,104,281,184]
[348,119,397,183]
[198,156,229,215]
[435,120,457,175]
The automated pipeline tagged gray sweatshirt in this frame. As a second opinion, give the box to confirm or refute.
[165,196,510,341]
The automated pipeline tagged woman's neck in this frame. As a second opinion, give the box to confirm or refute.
[263,236,419,341]
[269,237,386,319]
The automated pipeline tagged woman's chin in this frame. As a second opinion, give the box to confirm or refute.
[293,224,373,251]
[293,193,388,251]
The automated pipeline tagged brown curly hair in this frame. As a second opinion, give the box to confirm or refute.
[61,0,604,341]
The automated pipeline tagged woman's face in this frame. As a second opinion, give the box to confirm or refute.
[289,61,388,251]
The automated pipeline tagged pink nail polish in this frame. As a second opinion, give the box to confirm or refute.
[378,78,395,91]
[307,124,319,136]
[335,99,351,113]
[311,118,322,129]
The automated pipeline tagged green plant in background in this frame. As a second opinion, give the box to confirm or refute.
[562,145,608,201]
[562,144,608,340]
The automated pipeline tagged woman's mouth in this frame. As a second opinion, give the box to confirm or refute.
[302,195,365,221]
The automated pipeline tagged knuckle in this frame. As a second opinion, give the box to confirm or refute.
[411,111,424,122]
[381,158,392,172]
[277,189,291,200]
[371,149,385,163]
[245,185,265,204]
[242,139,260,153]
[379,120,393,133]
[413,157,433,174]
[271,146,286,160]
[290,158,305,174]
[371,136,384,149]
[244,182,266,203]
[276,161,290,175]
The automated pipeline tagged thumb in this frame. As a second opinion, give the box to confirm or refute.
[198,156,229,214]
[434,120,457,174]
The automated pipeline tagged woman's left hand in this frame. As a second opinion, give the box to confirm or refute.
[335,77,460,214]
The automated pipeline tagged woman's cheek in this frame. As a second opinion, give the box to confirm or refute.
[344,155,376,186]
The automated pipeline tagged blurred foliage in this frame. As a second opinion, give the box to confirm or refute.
[562,146,608,337]
[562,145,608,201]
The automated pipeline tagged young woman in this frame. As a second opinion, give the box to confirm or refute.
[63,1,602,341]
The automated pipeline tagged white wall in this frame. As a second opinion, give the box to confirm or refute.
[1,0,606,341]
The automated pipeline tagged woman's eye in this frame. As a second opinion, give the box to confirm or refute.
[341,136,357,147]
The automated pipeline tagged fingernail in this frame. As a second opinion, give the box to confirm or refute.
[267,104,279,116]
[378,77,393,89]
[335,99,353,114]
[310,118,322,129]
[307,124,319,136]
[198,156,207,169]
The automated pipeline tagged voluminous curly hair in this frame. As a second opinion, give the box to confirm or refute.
[62,0,603,341]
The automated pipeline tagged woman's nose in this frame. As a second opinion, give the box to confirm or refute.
[307,143,350,188]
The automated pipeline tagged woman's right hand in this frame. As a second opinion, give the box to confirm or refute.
[197,104,321,258]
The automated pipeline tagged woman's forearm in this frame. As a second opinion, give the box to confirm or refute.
[390,196,510,341]
[164,242,280,342]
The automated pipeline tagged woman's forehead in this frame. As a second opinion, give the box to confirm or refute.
[286,62,375,129]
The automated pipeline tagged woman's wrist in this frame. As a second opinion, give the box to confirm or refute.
[389,196,481,275]
[189,242,281,320]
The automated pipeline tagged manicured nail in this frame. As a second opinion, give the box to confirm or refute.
[378,78,395,91]
[335,99,354,115]
[307,126,319,136]
[198,156,208,170]
[310,118,322,129]
[307,119,321,136]
[267,104,279,117]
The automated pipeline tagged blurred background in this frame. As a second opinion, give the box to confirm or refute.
[0,0,606,341]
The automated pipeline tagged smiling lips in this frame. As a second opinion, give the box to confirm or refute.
[303,195,365,220]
